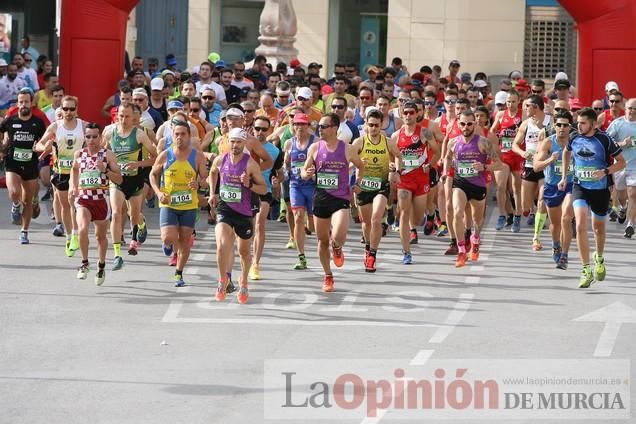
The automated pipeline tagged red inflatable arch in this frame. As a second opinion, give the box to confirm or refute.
[58,0,139,126]
[558,0,636,104]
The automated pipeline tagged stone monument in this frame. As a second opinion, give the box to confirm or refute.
[254,0,298,66]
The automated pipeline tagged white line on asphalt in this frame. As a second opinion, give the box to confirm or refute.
[428,293,475,343]
[593,322,622,357]
[360,409,387,424]
[161,315,440,327]
[469,265,484,272]
[464,276,480,284]
[184,267,200,276]
[409,349,435,365]
[190,253,207,262]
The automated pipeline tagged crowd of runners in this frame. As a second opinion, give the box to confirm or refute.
[1,52,633,302]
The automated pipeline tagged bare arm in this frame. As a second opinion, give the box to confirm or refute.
[149,150,168,203]
[105,150,123,185]
[511,121,528,158]
[35,122,57,153]
[245,157,268,195]
[247,136,273,171]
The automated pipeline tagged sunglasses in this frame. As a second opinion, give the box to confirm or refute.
[609,100,621,103]
[331,104,345,109]
[555,122,570,128]
[628,107,636,111]
[445,99,457,104]
[398,98,409,103]
[85,134,99,139]
[244,109,255,113]
[367,123,380,128]
[190,108,200,113]
[593,107,604,112]
[297,96,309,102]
[359,96,371,101]
[278,95,289,98]
[25,59,33,63]
[424,101,435,106]
[458,122,474,127]
[403,110,416,116]
[62,107,76,112]
[171,118,187,125]
[531,89,543,94]
[554,108,567,113]
[318,124,334,129]
[254,126,269,132]
[202,96,215,100]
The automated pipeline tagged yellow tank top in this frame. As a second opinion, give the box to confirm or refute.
[161,148,199,210]
[54,119,84,175]
[359,134,390,191]
[36,90,53,110]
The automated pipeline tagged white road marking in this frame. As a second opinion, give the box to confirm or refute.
[428,293,475,343]
[409,349,435,365]
[464,276,480,285]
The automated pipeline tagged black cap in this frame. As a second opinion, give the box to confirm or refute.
[403,101,418,110]
[554,79,571,89]
[308,62,322,69]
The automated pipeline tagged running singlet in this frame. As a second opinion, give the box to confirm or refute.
[523,119,542,168]
[0,115,46,168]
[260,142,280,193]
[453,134,487,187]
[600,109,620,132]
[314,140,350,200]
[359,134,390,191]
[497,109,523,155]
[397,125,428,176]
[162,124,174,151]
[53,119,84,175]
[161,148,199,210]
[383,114,397,138]
[111,127,142,177]
[543,134,573,186]
[218,152,253,216]
[439,114,460,138]
[77,148,109,199]
[568,130,621,190]
[289,135,315,187]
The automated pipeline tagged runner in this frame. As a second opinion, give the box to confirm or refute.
[0,90,46,244]
[35,95,84,256]
[558,107,626,288]
[445,110,500,267]
[533,110,575,269]
[283,113,316,270]
[301,113,365,291]
[209,127,267,303]
[69,123,122,285]
[102,103,157,270]
[150,118,207,287]
[391,101,439,264]
[249,116,283,280]
[352,109,401,272]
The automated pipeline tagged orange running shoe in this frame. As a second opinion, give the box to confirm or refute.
[322,274,335,292]
[364,254,376,273]
[332,243,345,267]
[215,279,228,301]
[237,285,249,304]
[470,243,480,262]
[455,252,467,268]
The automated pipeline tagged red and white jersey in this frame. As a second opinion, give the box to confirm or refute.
[398,124,428,174]
[77,148,109,200]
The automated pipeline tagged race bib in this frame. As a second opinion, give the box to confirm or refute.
[360,176,383,191]
[403,154,420,169]
[457,161,477,178]
[291,160,305,176]
[501,137,513,152]
[317,171,339,189]
[631,136,636,147]
[170,190,193,206]
[58,157,74,171]
[553,160,573,176]
[220,184,242,202]
[524,150,536,168]
[576,167,596,182]
[13,148,33,162]
[79,170,102,188]
[116,157,137,176]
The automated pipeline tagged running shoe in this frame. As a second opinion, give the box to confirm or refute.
[304,226,312,236]
[249,264,261,280]
[387,207,395,225]
[32,202,41,219]
[168,253,177,266]
[360,236,365,244]
[145,195,156,209]
[174,274,186,287]
[226,278,236,294]
[552,247,562,264]
[293,256,307,270]
[112,256,124,271]
[19,231,29,245]
[578,267,594,288]
[285,238,296,249]
[455,252,467,268]
[526,213,535,226]
[532,239,542,251]
[608,208,618,222]
[382,222,388,237]
[322,274,335,292]
[593,252,606,282]
[470,243,480,262]
[511,215,521,233]
[137,220,148,244]
[215,279,229,301]
[624,225,634,239]
[41,187,53,201]
[495,215,506,230]
[402,251,412,265]
[53,223,65,237]
[69,234,80,252]
[65,240,74,257]
[464,231,472,252]
[618,208,627,224]
[162,243,174,257]
[556,254,568,270]
[128,240,140,255]
[332,243,345,267]
[237,285,249,304]
[444,242,458,256]
[77,262,89,279]
[506,214,514,227]
[95,268,106,286]
[424,219,434,236]
[436,224,448,237]
[364,255,377,273]
[409,230,418,244]
[11,203,22,225]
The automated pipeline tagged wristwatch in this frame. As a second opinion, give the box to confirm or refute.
[603,168,610,176]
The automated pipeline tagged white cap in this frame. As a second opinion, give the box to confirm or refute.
[605,81,619,92]
[0,59,7,67]
[150,77,164,91]
[473,79,487,88]
[365,106,380,117]
[296,86,313,100]
[191,65,200,75]
[495,91,508,105]
[228,127,248,140]
[554,71,568,82]
[226,107,245,118]
[132,88,148,98]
